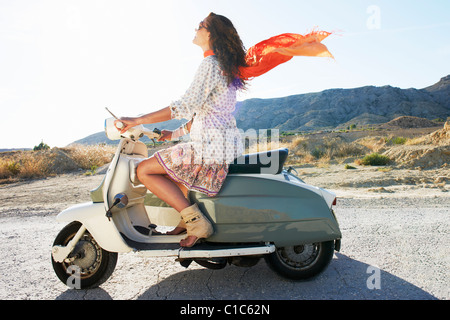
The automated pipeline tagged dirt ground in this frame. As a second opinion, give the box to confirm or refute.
[297,164,449,197]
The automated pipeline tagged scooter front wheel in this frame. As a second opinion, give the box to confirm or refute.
[265,241,334,280]
[51,222,118,289]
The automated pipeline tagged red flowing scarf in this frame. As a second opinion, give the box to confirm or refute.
[204,29,333,81]
[241,30,333,80]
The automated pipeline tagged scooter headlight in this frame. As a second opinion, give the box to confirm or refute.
[105,117,122,140]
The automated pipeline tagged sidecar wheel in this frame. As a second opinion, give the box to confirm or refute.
[265,241,334,280]
[52,222,118,289]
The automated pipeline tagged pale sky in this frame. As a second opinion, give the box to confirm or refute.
[1,0,449,149]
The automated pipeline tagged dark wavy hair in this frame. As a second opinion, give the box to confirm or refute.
[204,13,248,90]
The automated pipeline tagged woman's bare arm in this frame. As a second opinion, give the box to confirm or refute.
[136,107,172,125]
[117,107,172,133]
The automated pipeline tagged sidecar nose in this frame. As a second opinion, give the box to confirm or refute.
[320,188,336,209]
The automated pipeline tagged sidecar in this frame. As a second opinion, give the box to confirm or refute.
[193,148,341,247]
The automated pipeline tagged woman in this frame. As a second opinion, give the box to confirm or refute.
[117,13,246,247]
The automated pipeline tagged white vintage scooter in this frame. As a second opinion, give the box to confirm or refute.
[51,115,341,289]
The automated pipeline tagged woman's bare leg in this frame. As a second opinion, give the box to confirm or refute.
[136,156,190,213]
[137,156,208,246]
[165,175,188,235]
[170,177,189,199]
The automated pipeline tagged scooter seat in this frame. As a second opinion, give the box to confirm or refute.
[228,148,289,175]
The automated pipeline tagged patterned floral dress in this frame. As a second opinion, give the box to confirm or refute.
[154,55,244,197]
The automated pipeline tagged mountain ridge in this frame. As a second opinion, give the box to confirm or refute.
[233,75,450,132]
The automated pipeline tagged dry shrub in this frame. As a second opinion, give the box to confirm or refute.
[0,158,15,179]
[0,151,51,179]
[291,136,308,149]
[243,137,290,155]
[286,136,366,165]
[0,144,115,182]
[356,136,386,152]
[63,144,115,170]
[334,143,367,158]
[16,152,51,178]
[405,136,428,146]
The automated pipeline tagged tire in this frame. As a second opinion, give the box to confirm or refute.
[265,241,334,280]
[51,222,118,289]
[194,258,227,269]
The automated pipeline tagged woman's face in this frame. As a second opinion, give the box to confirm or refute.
[193,19,211,48]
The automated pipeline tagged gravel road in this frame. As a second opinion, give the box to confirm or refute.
[0,173,448,300]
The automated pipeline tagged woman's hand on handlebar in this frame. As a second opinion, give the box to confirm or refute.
[114,107,172,134]
[115,117,139,134]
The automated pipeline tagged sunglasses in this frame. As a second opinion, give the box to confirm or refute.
[195,21,207,32]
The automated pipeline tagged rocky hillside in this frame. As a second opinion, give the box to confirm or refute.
[384,121,450,169]
[384,116,439,129]
[233,75,450,132]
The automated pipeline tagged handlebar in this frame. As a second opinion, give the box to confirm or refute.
[104,117,162,142]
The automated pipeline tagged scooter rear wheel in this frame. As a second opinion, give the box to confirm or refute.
[51,222,118,289]
[265,241,334,280]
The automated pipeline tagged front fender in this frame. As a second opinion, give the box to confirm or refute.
[57,202,132,253]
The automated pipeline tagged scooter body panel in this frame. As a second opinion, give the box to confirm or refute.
[56,202,132,253]
[190,174,341,247]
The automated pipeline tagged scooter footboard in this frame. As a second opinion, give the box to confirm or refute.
[56,202,132,253]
